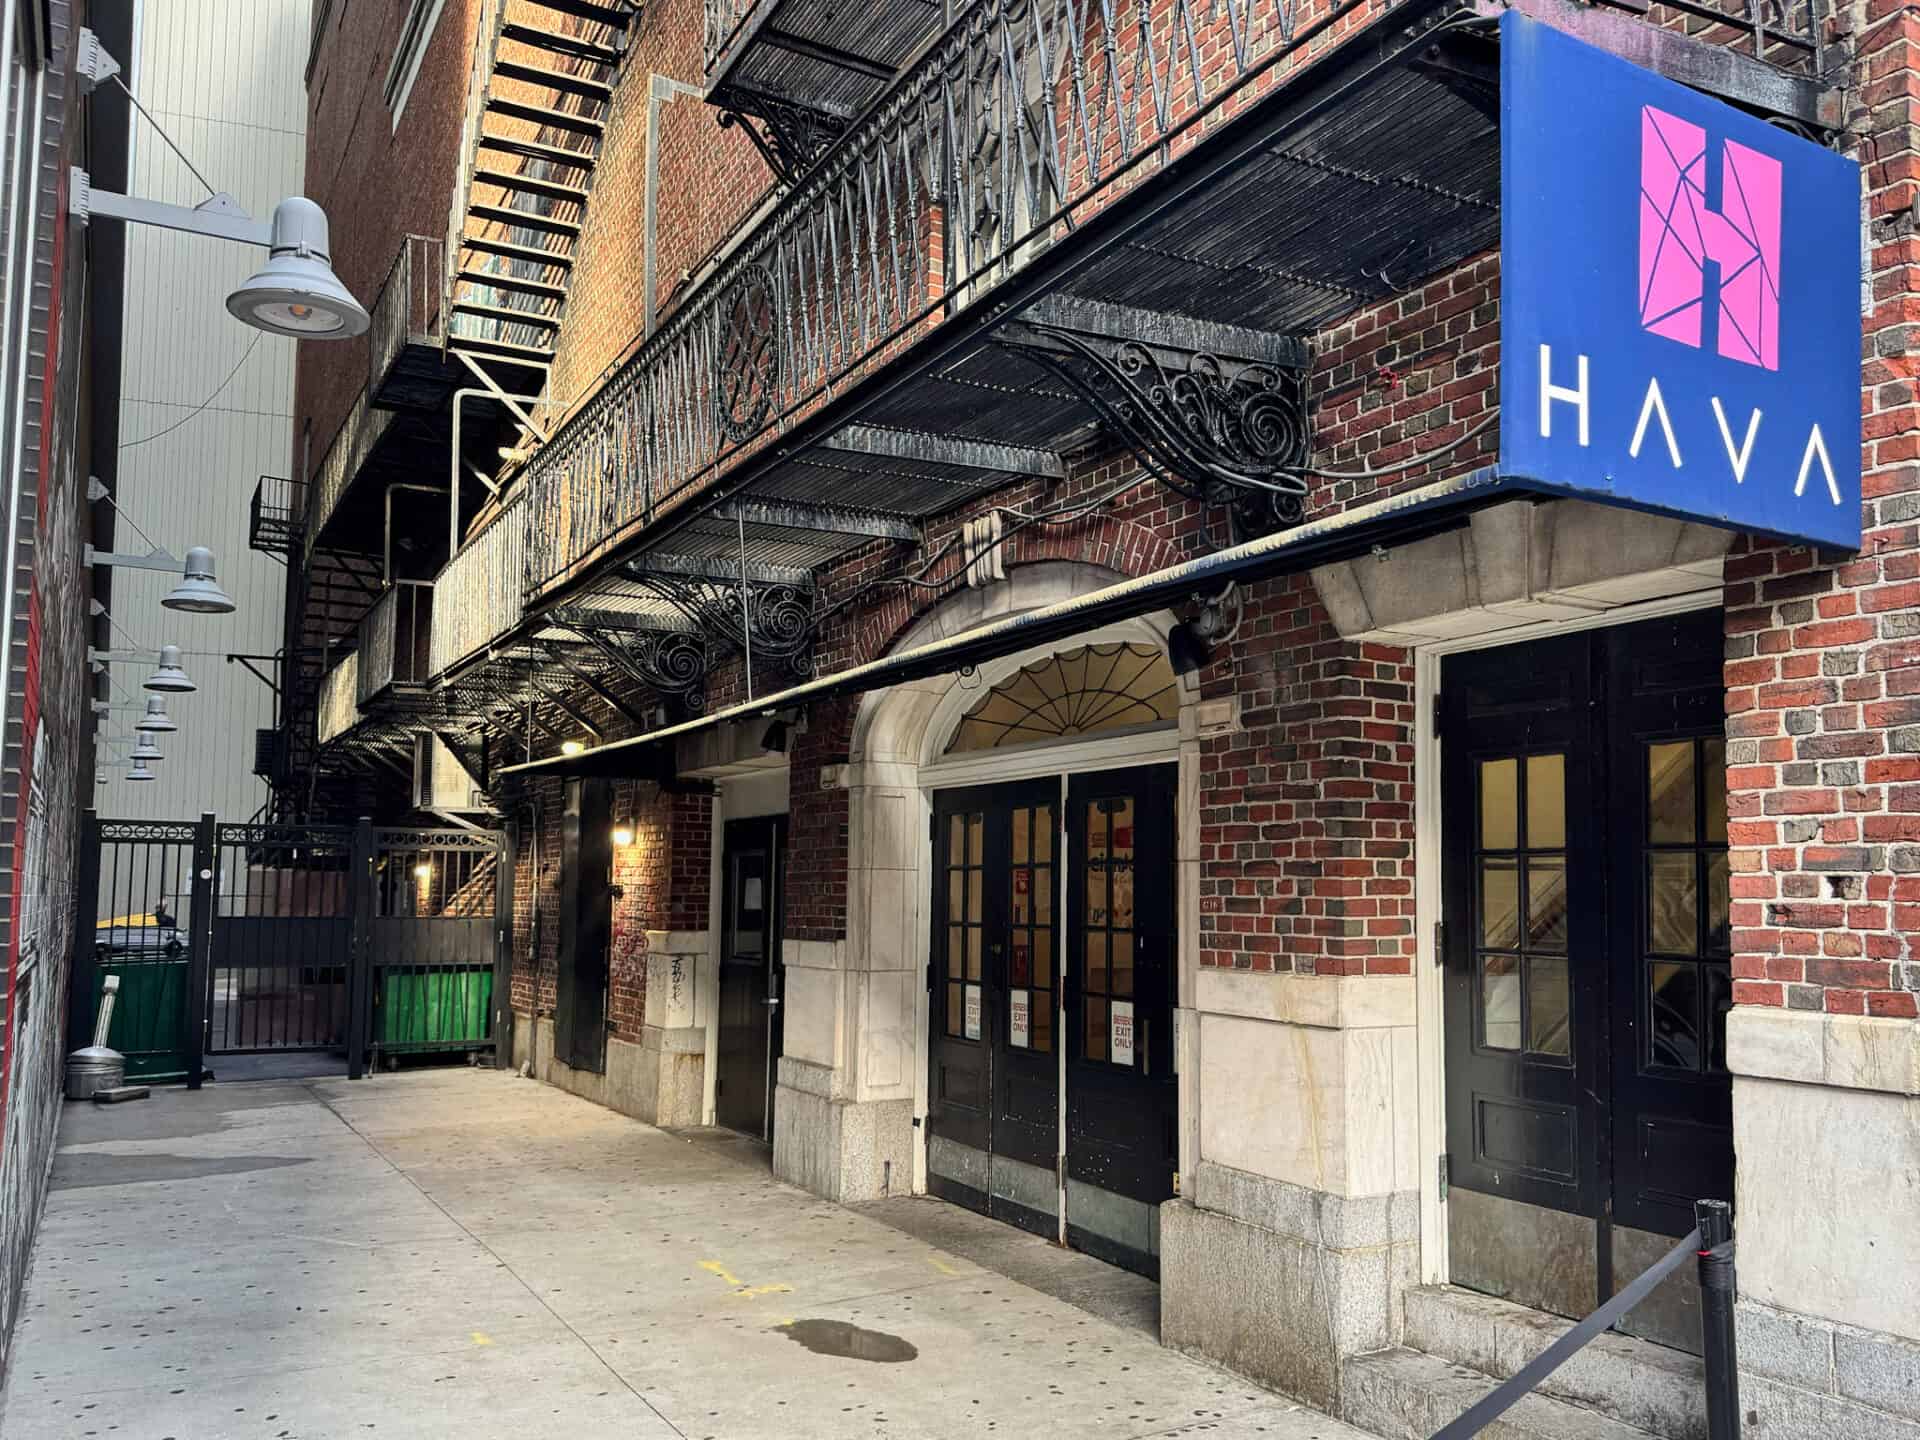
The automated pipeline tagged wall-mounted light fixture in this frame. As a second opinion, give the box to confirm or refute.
[560,739,587,757]
[134,697,177,733]
[162,547,237,614]
[414,863,433,881]
[68,30,368,341]
[611,824,636,848]
[144,645,196,693]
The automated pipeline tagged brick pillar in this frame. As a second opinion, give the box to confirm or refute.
[1719,12,1920,1430]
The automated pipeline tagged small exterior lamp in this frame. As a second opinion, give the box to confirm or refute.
[127,757,155,782]
[227,198,370,339]
[144,645,195,693]
[96,770,109,787]
[611,824,636,848]
[414,863,433,880]
[560,739,586,757]
[162,547,236,614]
[134,696,177,732]
[131,733,163,764]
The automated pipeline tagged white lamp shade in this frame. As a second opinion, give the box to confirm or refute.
[128,758,155,782]
[226,197,369,339]
[131,733,163,763]
[145,644,195,693]
[135,697,177,733]
[163,547,236,614]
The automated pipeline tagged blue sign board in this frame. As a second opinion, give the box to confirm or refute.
[1500,13,1862,549]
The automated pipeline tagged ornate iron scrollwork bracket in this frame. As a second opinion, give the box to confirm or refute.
[993,297,1312,539]
[717,96,848,186]
[620,565,817,684]
[554,609,713,715]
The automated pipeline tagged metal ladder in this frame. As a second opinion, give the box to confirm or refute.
[445,0,637,372]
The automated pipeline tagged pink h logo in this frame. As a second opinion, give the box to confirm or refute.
[1639,105,1782,370]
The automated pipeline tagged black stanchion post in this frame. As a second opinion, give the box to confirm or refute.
[1696,1199,1740,1440]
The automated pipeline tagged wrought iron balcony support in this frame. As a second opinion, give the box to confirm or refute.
[994,298,1313,538]
[620,561,817,684]
[554,610,714,712]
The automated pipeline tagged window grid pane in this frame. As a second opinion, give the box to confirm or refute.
[1474,752,1570,1062]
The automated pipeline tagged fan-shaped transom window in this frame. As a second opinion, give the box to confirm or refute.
[944,643,1179,755]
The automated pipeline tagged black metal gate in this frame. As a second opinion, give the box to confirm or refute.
[71,811,508,1086]
[362,827,506,1072]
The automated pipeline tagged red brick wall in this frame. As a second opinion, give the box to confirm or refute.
[299,0,481,479]
[1713,10,1920,1021]
[509,777,712,1038]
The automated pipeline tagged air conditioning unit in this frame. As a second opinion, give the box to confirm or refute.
[410,733,488,813]
[252,728,283,781]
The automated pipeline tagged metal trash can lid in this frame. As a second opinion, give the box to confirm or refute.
[67,1046,124,1069]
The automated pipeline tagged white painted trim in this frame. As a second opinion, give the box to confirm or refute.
[1411,588,1722,1287]
[703,789,725,1128]
[919,724,1180,789]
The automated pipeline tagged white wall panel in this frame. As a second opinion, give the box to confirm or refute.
[96,0,308,822]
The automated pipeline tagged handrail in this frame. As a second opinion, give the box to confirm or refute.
[1429,1200,1739,1440]
[369,234,445,391]
[445,0,510,353]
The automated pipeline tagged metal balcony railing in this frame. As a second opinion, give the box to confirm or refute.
[369,234,447,398]
[522,0,1826,602]
[427,492,526,680]
[306,395,396,558]
[703,0,755,77]
[358,581,435,703]
[317,652,362,746]
[249,474,309,559]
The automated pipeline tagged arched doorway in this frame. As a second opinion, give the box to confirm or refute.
[848,570,1199,1277]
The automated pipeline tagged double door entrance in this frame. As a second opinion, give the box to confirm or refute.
[927,764,1177,1277]
[1442,611,1732,1352]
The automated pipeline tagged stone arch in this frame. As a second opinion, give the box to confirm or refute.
[850,560,1196,771]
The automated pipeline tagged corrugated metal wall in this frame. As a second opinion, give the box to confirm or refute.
[97,0,308,822]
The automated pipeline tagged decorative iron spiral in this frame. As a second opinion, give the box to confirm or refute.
[715,262,781,444]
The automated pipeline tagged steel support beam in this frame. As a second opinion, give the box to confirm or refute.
[815,424,1065,480]
[711,496,917,541]
[624,551,813,588]
[1018,295,1311,370]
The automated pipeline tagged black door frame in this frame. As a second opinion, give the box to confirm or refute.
[716,814,787,1137]
[556,778,613,1074]
[1439,610,1733,1309]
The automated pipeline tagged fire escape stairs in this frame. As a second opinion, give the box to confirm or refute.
[446,0,636,373]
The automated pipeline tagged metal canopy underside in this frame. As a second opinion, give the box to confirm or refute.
[710,0,945,128]
[504,470,1550,780]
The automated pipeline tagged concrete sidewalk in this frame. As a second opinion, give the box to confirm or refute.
[2,1068,1370,1440]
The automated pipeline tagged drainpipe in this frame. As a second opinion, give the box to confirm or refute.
[384,483,447,584]
[0,39,46,825]
[450,386,542,552]
[644,74,701,340]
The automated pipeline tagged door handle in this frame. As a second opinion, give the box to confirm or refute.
[762,997,781,1009]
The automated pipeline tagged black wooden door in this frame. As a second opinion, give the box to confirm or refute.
[717,816,785,1137]
[927,781,1060,1232]
[1604,615,1734,1238]
[1443,612,1732,1319]
[1442,633,1603,1221]
[556,779,612,1074]
[1065,765,1178,1272]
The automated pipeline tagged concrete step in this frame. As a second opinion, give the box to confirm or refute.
[1341,1347,1665,1440]
[1403,1286,1707,1440]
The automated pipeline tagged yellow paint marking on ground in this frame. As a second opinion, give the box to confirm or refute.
[471,1332,494,1346]
[927,1255,964,1277]
[702,1259,790,1299]
[774,1317,797,1329]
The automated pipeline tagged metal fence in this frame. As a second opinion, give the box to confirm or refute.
[69,812,508,1084]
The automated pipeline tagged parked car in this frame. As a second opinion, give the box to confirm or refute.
[95,910,185,960]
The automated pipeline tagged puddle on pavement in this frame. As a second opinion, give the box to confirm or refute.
[780,1319,918,1363]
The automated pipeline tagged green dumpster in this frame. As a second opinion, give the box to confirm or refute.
[375,968,493,1052]
[95,958,191,1082]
